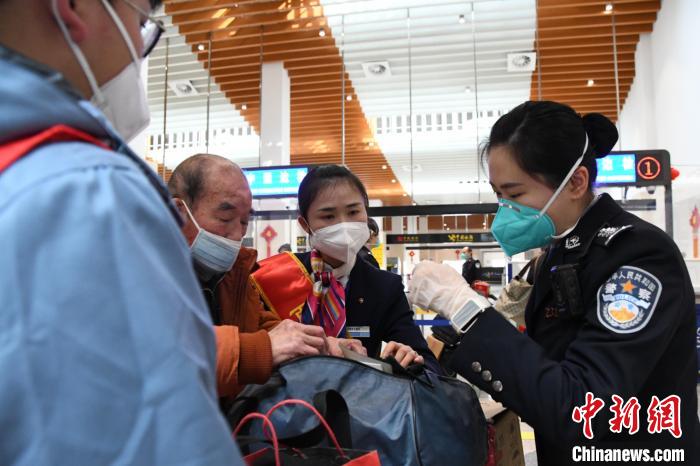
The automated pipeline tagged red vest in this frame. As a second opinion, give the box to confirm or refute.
[0,124,108,174]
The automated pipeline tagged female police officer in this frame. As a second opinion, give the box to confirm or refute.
[410,101,699,465]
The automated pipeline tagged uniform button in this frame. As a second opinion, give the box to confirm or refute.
[492,380,503,392]
[481,370,492,382]
[471,362,481,373]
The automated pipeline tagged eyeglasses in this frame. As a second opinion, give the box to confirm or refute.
[122,0,166,57]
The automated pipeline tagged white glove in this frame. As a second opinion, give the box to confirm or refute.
[409,261,484,320]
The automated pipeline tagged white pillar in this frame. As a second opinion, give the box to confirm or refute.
[256,62,292,255]
[260,61,290,166]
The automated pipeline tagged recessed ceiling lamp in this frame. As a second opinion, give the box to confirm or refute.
[346,95,353,101]
[381,164,387,170]
[403,193,408,197]
[362,61,392,79]
[604,3,613,14]
[391,179,397,183]
[465,86,472,94]
[401,163,423,173]
[587,79,595,87]
[197,44,206,51]
[458,14,466,24]
[318,28,326,37]
[241,103,248,110]
[168,79,199,97]
[506,52,537,72]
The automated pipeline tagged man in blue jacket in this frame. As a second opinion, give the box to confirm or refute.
[0,1,243,464]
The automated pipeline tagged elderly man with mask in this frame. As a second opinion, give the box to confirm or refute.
[0,1,242,464]
[168,154,330,399]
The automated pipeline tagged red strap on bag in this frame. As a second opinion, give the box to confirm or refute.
[233,412,281,466]
[0,124,109,174]
[264,399,348,459]
[234,398,351,466]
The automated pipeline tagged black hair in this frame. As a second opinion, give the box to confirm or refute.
[480,101,618,189]
[298,165,369,219]
[367,217,379,236]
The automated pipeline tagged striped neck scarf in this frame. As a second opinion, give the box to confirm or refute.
[302,250,347,337]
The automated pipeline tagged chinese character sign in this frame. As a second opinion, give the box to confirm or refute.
[243,166,310,197]
[572,393,683,440]
[595,154,637,184]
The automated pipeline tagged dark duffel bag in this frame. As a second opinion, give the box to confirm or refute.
[227,356,488,466]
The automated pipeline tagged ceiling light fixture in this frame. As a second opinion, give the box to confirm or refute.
[168,79,199,97]
[362,61,392,79]
[587,79,595,87]
[382,165,387,170]
[458,14,466,24]
[506,52,537,72]
[604,3,613,14]
[241,103,248,110]
[319,28,326,37]
[197,44,206,51]
[391,179,396,183]
[346,95,352,101]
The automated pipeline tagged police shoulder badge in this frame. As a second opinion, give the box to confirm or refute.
[597,265,662,334]
[595,225,634,247]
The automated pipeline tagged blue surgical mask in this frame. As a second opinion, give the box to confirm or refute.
[181,201,241,278]
[491,136,588,257]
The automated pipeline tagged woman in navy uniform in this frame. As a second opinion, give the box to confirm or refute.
[252,165,440,373]
[410,101,699,465]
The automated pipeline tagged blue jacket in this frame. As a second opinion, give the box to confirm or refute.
[0,46,242,465]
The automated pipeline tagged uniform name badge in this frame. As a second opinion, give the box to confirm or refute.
[597,265,662,334]
[347,326,371,338]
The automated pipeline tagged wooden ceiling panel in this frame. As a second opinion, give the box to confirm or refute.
[164,0,408,204]
[161,0,660,204]
[531,0,660,121]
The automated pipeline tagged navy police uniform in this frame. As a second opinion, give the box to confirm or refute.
[461,258,482,286]
[449,193,699,465]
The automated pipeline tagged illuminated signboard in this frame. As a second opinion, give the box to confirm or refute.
[596,154,637,184]
[243,165,310,197]
[594,151,670,187]
[387,233,495,244]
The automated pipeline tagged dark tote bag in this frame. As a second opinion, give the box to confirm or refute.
[227,356,488,466]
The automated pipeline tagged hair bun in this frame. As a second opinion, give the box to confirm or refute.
[582,113,618,158]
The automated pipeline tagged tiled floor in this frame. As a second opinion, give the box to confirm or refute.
[517,384,700,466]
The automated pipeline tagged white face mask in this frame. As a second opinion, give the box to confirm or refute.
[52,0,150,142]
[309,222,370,267]
[182,202,242,279]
